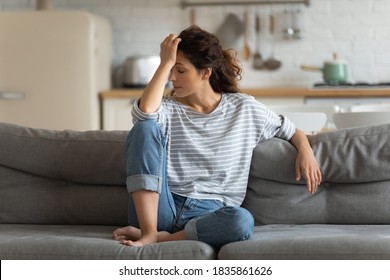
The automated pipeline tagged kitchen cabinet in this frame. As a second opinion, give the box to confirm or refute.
[100,89,141,130]
[255,97,304,105]
[247,87,390,109]
[101,97,136,131]
[305,97,390,111]
[100,87,390,130]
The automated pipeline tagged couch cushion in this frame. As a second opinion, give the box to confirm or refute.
[0,122,130,225]
[219,224,390,259]
[0,224,217,260]
[244,124,390,225]
[244,177,327,224]
[0,122,127,185]
[250,124,390,184]
[0,165,128,225]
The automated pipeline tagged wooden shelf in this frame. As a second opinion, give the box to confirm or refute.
[100,87,390,99]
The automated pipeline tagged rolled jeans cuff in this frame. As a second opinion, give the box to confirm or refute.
[126,174,162,194]
[184,217,200,241]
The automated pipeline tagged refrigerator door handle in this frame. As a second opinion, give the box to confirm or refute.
[0,92,28,100]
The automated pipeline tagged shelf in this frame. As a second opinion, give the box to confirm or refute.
[180,0,310,9]
[100,87,390,99]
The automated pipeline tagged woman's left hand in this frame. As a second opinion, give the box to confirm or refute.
[295,147,322,194]
[290,129,322,194]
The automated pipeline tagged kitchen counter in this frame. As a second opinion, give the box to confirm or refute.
[100,87,390,130]
[100,87,390,99]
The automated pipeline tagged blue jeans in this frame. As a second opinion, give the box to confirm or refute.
[125,120,254,249]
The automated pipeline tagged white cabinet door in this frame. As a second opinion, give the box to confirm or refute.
[255,97,305,106]
[102,98,136,131]
[305,97,390,111]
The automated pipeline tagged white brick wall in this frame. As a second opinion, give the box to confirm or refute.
[1,0,390,87]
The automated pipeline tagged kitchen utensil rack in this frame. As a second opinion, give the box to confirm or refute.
[180,0,310,9]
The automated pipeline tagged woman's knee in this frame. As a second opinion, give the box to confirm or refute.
[127,120,162,145]
[126,120,165,160]
[220,206,254,240]
[125,120,166,179]
[186,206,254,249]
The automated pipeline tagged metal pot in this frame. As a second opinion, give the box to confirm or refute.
[123,55,160,88]
[301,53,349,85]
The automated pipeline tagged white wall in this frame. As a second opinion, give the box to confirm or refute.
[2,0,390,88]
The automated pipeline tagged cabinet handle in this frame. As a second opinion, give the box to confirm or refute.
[0,92,28,100]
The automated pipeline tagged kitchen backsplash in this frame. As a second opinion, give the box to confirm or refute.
[1,0,390,88]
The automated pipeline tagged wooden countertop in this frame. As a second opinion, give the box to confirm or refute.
[100,87,390,99]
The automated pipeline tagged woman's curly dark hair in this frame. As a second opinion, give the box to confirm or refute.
[178,25,242,93]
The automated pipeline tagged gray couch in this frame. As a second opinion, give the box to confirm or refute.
[1,122,389,260]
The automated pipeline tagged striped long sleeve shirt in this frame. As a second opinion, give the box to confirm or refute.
[132,93,295,206]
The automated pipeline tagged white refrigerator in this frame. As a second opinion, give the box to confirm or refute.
[0,11,111,131]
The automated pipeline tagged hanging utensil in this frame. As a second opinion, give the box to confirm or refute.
[292,8,302,39]
[189,8,196,25]
[253,12,265,69]
[242,9,251,60]
[215,13,245,49]
[283,6,295,39]
[265,13,281,70]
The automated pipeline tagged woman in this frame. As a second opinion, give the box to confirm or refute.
[113,26,322,248]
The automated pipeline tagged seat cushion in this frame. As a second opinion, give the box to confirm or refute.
[0,224,217,260]
[219,224,390,260]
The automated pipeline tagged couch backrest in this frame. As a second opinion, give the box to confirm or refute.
[0,122,128,226]
[243,124,390,225]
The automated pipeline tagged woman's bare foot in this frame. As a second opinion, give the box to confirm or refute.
[120,232,158,247]
[112,226,141,241]
[112,227,158,247]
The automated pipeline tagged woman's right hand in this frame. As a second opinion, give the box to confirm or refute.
[159,34,181,68]
[138,34,181,113]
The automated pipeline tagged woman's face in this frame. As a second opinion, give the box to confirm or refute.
[169,51,209,98]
